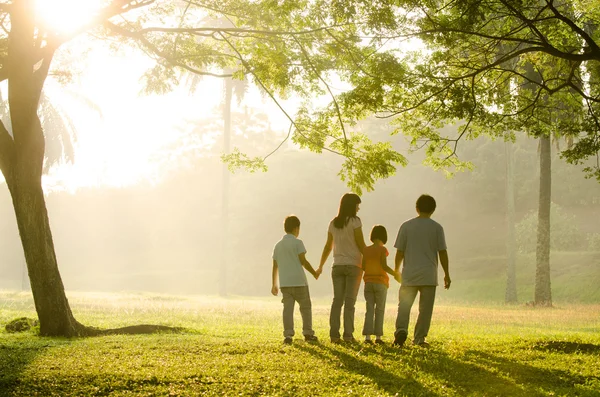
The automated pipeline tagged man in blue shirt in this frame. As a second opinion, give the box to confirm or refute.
[272,215,321,344]
[393,195,451,347]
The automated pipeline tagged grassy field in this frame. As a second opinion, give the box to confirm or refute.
[1,291,599,396]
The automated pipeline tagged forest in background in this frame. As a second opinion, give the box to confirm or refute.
[1,114,598,302]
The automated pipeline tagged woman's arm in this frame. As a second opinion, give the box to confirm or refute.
[353,227,367,254]
[319,232,334,271]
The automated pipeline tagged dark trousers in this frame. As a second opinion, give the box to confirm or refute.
[394,285,437,344]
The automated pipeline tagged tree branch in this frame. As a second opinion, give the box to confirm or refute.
[0,118,14,182]
[291,35,350,153]
[263,123,292,161]
[498,0,552,47]
[104,21,232,78]
[0,1,157,84]
[138,25,351,37]
[32,46,57,106]
[544,0,600,56]
[216,31,343,158]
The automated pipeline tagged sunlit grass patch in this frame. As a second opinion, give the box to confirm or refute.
[1,291,599,396]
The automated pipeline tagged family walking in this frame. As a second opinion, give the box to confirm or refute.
[271,193,451,347]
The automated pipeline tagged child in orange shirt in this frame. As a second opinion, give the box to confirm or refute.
[362,225,401,344]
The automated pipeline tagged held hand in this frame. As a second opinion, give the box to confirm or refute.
[444,275,451,290]
[315,267,322,280]
[394,271,402,284]
[271,285,279,296]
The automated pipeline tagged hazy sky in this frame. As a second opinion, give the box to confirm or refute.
[0,1,598,300]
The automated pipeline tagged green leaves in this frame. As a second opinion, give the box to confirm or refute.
[325,0,600,181]
[27,0,600,190]
[221,148,268,173]
[337,137,407,195]
[140,62,179,95]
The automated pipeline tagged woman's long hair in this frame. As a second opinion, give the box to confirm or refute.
[333,193,361,229]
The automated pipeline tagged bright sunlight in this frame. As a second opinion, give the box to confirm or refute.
[35,0,103,35]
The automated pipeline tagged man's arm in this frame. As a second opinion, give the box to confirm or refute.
[319,232,334,272]
[439,250,451,289]
[394,250,404,273]
[299,253,319,279]
[394,250,404,283]
[271,260,279,295]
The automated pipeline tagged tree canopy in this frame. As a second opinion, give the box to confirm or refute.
[0,0,408,335]
[2,0,599,195]
[1,0,599,335]
[319,0,600,182]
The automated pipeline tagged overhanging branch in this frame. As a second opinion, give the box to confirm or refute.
[138,25,351,37]
[291,35,350,154]
[217,31,343,158]
[0,1,157,84]
[104,21,232,78]
[545,0,600,56]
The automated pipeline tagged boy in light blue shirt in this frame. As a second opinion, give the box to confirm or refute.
[272,215,321,344]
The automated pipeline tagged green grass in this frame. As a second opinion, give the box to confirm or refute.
[1,291,599,396]
[446,251,600,303]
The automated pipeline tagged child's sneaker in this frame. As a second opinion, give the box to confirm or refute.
[283,337,293,345]
[304,335,319,342]
[375,339,385,345]
[330,337,342,344]
[364,339,374,345]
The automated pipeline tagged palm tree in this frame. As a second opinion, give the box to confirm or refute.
[185,68,246,297]
[180,10,249,296]
[534,135,552,306]
[504,139,517,303]
[219,66,247,296]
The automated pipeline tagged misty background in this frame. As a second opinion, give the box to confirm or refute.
[1,43,599,304]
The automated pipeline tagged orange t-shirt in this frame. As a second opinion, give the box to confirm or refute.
[362,244,390,288]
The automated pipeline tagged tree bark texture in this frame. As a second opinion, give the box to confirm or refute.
[0,0,100,336]
[534,135,552,306]
[7,173,86,336]
[504,141,518,303]
[0,0,84,336]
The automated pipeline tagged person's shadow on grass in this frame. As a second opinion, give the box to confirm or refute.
[297,341,599,396]
[373,342,599,396]
[458,348,600,395]
[0,334,63,396]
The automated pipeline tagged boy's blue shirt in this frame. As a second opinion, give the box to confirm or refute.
[273,234,308,287]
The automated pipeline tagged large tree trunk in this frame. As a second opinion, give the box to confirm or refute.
[504,141,517,303]
[7,169,85,336]
[0,0,82,336]
[534,135,552,306]
[0,2,183,337]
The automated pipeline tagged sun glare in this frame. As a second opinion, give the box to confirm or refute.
[35,0,103,35]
